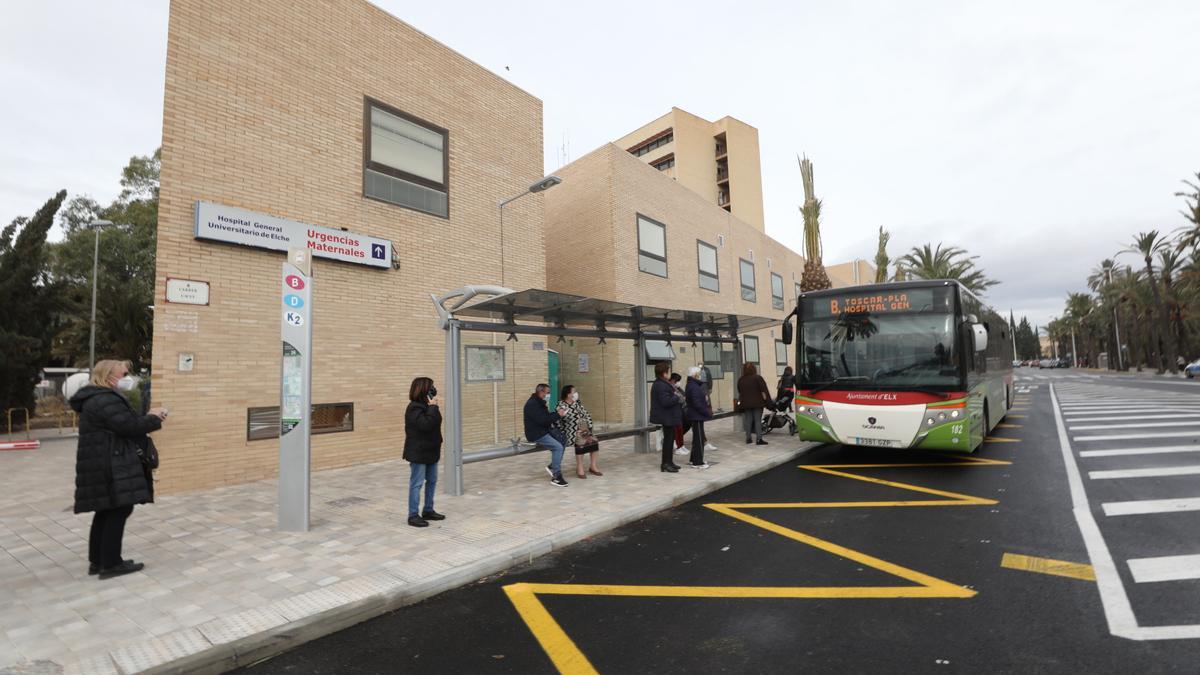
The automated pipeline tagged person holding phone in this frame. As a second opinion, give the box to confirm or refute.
[404,377,445,528]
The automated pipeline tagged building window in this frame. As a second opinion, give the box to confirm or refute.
[630,130,674,157]
[247,403,355,441]
[794,282,802,306]
[770,272,785,310]
[652,155,675,171]
[744,335,760,365]
[739,259,756,302]
[703,341,725,379]
[363,98,449,218]
[776,340,788,376]
[697,240,719,292]
[637,214,667,278]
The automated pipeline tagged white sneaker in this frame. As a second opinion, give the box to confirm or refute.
[704,443,717,452]
[690,463,710,470]
[674,448,689,455]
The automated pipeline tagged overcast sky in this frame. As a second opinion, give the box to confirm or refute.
[3,1,1198,328]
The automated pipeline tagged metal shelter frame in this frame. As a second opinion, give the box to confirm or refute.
[431,286,782,496]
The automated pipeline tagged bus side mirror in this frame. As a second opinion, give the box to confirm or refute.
[972,324,988,352]
[781,321,793,345]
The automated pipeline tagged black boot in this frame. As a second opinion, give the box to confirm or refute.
[660,463,679,473]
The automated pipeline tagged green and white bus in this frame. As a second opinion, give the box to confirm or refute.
[787,280,1013,452]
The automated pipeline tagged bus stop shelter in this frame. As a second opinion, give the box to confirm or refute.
[432,286,782,496]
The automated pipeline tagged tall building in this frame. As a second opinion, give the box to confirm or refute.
[614,108,766,232]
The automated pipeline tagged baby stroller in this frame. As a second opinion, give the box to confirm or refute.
[761,389,796,436]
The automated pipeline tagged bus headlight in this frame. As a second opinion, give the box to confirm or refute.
[951,410,960,418]
[816,413,823,420]
[938,412,947,421]
[797,406,806,414]
[927,418,935,426]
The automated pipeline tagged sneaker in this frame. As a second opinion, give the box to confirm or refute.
[98,561,144,579]
[690,463,711,470]
[545,464,554,478]
[408,515,429,528]
[674,448,689,455]
[551,473,569,487]
[704,443,717,452]
[89,559,133,576]
[756,439,769,445]
[421,510,446,521]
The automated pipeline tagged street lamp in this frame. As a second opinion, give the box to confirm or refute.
[89,219,114,371]
[498,175,563,286]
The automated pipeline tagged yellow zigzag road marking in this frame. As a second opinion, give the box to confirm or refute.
[505,452,1013,674]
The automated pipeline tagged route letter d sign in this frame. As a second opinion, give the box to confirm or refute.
[280,248,313,531]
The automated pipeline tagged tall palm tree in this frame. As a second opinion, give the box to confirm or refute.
[1122,231,1176,372]
[1173,172,1200,251]
[797,155,832,291]
[896,243,999,295]
[1088,259,1123,369]
[873,226,890,283]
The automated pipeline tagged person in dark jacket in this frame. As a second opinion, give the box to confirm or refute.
[524,383,569,487]
[71,359,167,579]
[648,361,682,472]
[684,366,713,469]
[404,377,445,528]
[736,362,772,445]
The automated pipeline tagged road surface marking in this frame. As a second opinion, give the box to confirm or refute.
[1000,553,1096,581]
[1069,421,1200,430]
[1067,414,1200,423]
[1049,383,1200,640]
[1102,497,1200,516]
[1008,414,1027,419]
[1074,431,1200,442]
[1127,555,1200,583]
[1080,446,1200,458]
[504,452,1011,671]
[985,437,1021,443]
[997,423,1022,429]
[1089,465,1200,480]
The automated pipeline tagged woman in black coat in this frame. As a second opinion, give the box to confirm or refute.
[71,359,167,579]
[404,377,445,528]
[648,361,682,473]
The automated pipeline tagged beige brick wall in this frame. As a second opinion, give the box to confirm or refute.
[153,0,546,493]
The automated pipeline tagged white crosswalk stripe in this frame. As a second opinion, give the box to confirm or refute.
[1127,555,1200,583]
[1088,465,1200,480]
[1081,445,1200,458]
[1101,497,1200,516]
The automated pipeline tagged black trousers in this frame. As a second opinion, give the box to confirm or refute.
[660,427,676,466]
[690,420,706,465]
[89,505,134,568]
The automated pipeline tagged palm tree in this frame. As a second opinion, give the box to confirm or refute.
[1087,259,1124,369]
[797,155,832,291]
[1173,172,1200,251]
[896,243,999,295]
[1122,231,1176,372]
[873,227,890,283]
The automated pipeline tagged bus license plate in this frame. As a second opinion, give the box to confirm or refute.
[854,437,903,448]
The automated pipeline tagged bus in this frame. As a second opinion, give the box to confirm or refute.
[787,279,1013,452]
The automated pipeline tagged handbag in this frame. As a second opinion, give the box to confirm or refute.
[575,428,600,454]
[136,436,160,470]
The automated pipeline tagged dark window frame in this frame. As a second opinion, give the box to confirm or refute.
[739,258,756,303]
[247,402,355,441]
[362,96,450,218]
[697,239,719,292]
[629,129,674,157]
[637,213,668,278]
[744,335,760,365]
[775,339,788,376]
[770,272,785,310]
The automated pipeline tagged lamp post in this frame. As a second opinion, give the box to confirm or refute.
[498,175,563,287]
[89,220,114,372]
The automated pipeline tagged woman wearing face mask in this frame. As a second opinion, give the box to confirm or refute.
[70,359,167,579]
[557,385,601,479]
[404,377,445,528]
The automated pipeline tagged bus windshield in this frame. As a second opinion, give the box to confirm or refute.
[799,287,962,391]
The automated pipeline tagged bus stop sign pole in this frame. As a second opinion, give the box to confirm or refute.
[279,248,313,531]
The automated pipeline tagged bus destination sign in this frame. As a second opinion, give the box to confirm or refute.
[806,287,939,319]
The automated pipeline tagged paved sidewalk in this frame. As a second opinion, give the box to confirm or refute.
[0,422,814,674]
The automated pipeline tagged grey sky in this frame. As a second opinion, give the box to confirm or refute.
[3,1,1198,329]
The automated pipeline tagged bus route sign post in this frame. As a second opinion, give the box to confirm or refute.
[279,248,313,531]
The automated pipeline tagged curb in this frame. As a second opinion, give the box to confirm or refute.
[58,443,819,675]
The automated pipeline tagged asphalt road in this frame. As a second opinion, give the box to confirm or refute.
[240,369,1200,674]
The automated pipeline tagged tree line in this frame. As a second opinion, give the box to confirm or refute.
[1047,172,1200,373]
[0,150,159,414]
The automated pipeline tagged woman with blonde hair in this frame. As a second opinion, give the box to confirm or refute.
[71,359,167,579]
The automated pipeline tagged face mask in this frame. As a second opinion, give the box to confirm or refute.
[428,386,438,399]
[116,376,136,392]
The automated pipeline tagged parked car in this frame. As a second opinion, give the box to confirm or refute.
[1185,360,1200,379]
[1012,360,1022,368]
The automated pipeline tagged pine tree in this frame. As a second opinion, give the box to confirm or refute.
[0,191,67,416]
